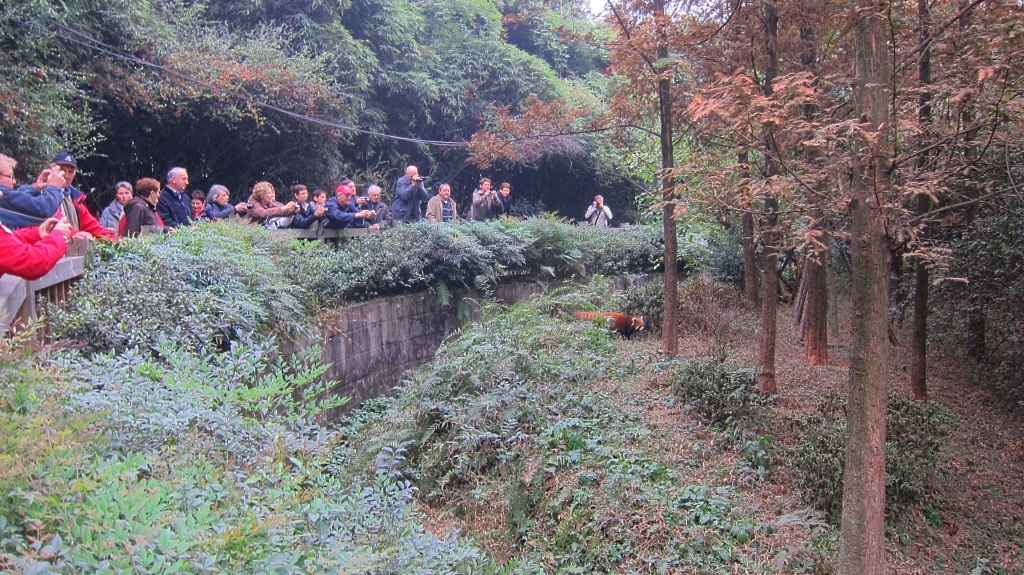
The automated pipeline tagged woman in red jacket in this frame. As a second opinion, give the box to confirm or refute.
[0,188,72,280]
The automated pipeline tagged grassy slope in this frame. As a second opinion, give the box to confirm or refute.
[352,291,1024,574]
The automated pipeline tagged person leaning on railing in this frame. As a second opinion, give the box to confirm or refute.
[324,181,373,229]
[289,184,327,229]
[0,186,73,280]
[353,184,392,229]
[247,181,299,229]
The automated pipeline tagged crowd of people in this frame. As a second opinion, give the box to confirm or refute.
[0,152,613,282]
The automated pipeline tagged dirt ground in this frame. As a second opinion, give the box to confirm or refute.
[677,300,1024,574]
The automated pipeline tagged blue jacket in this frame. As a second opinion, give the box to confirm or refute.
[323,196,358,229]
[0,182,65,229]
[156,186,192,228]
[204,202,237,221]
[290,202,322,229]
[391,176,429,223]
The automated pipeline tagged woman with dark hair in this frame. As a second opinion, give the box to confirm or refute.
[246,181,298,228]
[190,190,207,221]
[121,178,165,236]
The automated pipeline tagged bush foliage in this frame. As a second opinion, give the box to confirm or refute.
[2,220,677,573]
[55,219,665,354]
[666,356,760,435]
[331,286,763,573]
[792,389,960,522]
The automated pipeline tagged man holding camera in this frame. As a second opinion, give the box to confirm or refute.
[469,177,498,221]
[585,194,613,227]
[324,181,374,229]
[0,152,115,241]
[391,165,429,223]
[355,184,392,229]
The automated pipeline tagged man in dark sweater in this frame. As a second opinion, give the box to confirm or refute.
[156,167,192,229]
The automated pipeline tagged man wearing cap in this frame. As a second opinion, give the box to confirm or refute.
[324,180,374,229]
[156,167,192,229]
[0,152,115,241]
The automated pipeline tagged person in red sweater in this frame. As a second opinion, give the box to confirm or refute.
[0,187,72,280]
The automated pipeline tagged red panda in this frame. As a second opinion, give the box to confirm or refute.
[572,311,645,339]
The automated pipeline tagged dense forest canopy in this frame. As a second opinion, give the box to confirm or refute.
[0,0,644,221]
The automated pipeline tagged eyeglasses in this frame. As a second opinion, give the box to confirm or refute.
[0,172,14,181]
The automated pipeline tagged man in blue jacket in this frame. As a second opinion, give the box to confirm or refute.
[156,167,192,229]
[324,180,373,229]
[391,166,429,223]
[0,152,115,240]
[0,152,66,228]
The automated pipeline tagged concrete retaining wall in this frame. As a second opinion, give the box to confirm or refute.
[311,276,659,418]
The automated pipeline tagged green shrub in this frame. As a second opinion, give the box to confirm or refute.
[667,357,759,433]
[55,222,311,353]
[295,218,664,308]
[792,390,960,522]
[677,218,743,283]
[2,332,491,573]
[610,279,666,335]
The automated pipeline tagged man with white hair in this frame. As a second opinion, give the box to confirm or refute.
[585,194,613,227]
[391,165,429,223]
[156,166,192,229]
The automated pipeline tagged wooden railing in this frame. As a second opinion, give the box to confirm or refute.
[0,241,92,335]
[1,226,370,335]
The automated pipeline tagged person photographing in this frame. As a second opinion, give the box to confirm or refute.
[469,177,498,221]
[585,195,612,227]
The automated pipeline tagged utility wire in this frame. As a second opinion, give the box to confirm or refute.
[50,22,470,148]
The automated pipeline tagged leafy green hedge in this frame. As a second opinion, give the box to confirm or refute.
[1,327,492,573]
[56,218,667,354]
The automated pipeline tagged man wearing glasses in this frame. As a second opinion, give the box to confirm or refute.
[0,152,115,240]
[0,153,66,229]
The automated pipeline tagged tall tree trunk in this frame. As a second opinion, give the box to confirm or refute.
[739,150,759,307]
[657,0,678,358]
[828,248,840,342]
[804,222,829,365]
[838,4,891,575]
[910,0,933,401]
[801,5,828,365]
[756,0,779,395]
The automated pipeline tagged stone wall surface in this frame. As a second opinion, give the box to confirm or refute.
[310,276,659,419]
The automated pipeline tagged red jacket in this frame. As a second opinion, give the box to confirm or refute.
[0,224,68,280]
[72,193,117,241]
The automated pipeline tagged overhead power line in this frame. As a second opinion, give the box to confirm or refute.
[50,22,469,148]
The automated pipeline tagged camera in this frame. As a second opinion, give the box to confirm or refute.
[243,203,254,210]
[412,176,424,183]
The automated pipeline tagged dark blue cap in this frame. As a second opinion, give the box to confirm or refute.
[51,152,77,168]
